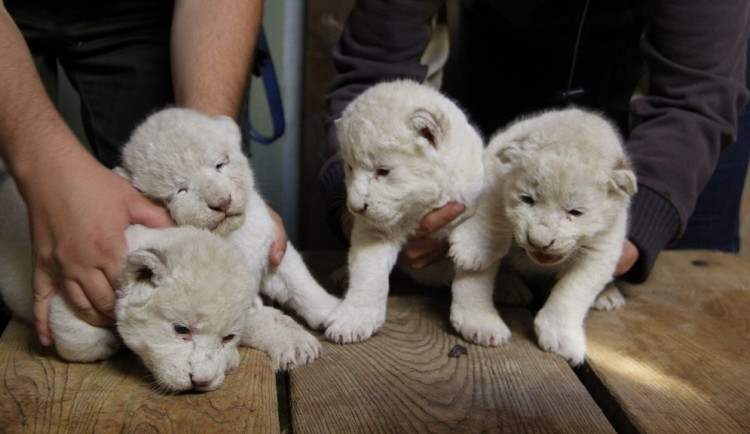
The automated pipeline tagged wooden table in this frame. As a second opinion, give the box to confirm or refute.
[1,250,748,433]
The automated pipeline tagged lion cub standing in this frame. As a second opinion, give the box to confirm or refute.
[450,108,637,365]
[326,80,495,344]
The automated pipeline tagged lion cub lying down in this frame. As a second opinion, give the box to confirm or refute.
[117,108,340,370]
[450,108,637,365]
[326,80,487,344]
[0,178,254,392]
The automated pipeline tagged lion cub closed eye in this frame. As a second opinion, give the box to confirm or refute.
[116,108,340,371]
[450,107,637,365]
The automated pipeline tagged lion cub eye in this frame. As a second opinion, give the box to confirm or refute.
[568,209,584,217]
[375,168,390,177]
[520,195,535,205]
[222,334,236,345]
[177,187,188,195]
[174,324,191,336]
[215,157,230,172]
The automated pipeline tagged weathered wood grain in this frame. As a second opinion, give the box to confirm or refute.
[0,319,279,433]
[584,250,750,433]
[290,295,614,433]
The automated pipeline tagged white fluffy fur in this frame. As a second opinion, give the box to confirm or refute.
[327,80,486,343]
[117,107,340,369]
[450,108,637,365]
[0,178,257,392]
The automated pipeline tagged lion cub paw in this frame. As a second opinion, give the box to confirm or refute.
[591,283,625,311]
[270,330,321,372]
[533,312,586,366]
[450,305,511,347]
[243,307,321,372]
[324,304,385,344]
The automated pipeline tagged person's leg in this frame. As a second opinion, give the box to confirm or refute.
[57,1,175,168]
[671,103,750,252]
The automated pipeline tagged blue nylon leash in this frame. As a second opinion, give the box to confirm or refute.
[249,26,285,145]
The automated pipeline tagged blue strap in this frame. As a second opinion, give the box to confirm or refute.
[249,27,285,145]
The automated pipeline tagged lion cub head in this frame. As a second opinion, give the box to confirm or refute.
[117,226,252,392]
[335,80,485,234]
[117,108,252,236]
[490,108,637,265]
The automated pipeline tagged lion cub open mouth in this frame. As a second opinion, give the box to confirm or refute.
[527,250,565,265]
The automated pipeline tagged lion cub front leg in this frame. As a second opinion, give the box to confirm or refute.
[533,257,615,366]
[242,301,321,372]
[324,232,400,344]
[450,260,511,346]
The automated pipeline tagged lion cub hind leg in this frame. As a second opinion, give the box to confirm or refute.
[242,306,321,372]
[50,296,120,362]
[450,262,511,346]
[262,246,341,330]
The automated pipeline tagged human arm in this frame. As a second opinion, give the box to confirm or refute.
[170,0,287,265]
[0,6,172,345]
[620,0,750,282]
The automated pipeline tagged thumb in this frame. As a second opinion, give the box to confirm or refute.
[32,268,56,346]
[130,197,174,228]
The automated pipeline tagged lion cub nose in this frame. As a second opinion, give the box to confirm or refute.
[210,196,232,213]
[190,374,212,389]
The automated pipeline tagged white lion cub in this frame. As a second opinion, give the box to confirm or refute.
[450,108,637,365]
[326,80,490,344]
[116,108,340,368]
[0,178,256,392]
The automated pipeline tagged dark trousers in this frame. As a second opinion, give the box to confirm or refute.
[6,0,175,168]
[672,104,750,252]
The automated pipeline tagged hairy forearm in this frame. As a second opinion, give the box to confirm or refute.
[170,0,262,119]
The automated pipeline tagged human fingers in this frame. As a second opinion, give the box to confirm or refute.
[127,188,174,229]
[398,237,450,270]
[62,277,115,326]
[614,239,639,277]
[31,267,56,346]
[415,202,466,237]
[267,204,288,266]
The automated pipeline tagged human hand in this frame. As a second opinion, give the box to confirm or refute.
[24,154,172,346]
[614,239,639,277]
[267,204,288,267]
[398,202,466,269]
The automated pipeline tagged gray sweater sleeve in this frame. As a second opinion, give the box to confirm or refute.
[622,0,749,282]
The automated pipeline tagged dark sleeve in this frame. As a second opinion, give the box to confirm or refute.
[622,0,750,282]
[319,0,444,244]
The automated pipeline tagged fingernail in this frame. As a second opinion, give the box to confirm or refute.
[451,202,466,217]
[39,334,52,346]
[273,250,285,265]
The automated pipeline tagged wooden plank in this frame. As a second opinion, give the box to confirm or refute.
[290,294,614,433]
[0,319,279,433]
[583,250,750,433]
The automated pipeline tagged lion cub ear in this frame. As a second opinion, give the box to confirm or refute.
[610,155,638,197]
[120,248,168,289]
[213,115,243,143]
[409,109,446,149]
